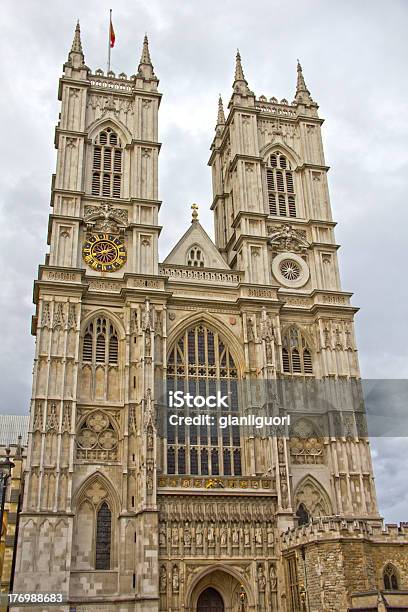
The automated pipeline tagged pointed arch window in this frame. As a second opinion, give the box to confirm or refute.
[166,324,241,476]
[95,501,111,570]
[82,316,120,365]
[92,128,123,199]
[383,564,399,591]
[281,327,313,375]
[266,151,296,218]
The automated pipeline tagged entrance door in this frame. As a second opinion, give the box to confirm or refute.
[197,587,224,612]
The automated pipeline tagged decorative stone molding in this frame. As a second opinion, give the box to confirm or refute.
[158,475,275,491]
[159,266,240,284]
[76,410,119,461]
[88,279,122,292]
[268,224,309,254]
[44,270,78,283]
[84,202,128,233]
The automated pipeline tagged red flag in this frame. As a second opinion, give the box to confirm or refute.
[110,16,115,48]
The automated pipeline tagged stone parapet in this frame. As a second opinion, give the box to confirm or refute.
[281,516,408,550]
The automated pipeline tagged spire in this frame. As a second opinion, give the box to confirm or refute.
[295,60,313,103]
[232,49,251,96]
[234,50,246,83]
[68,20,85,67]
[216,95,226,128]
[137,34,157,79]
[71,20,83,53]
[140,34,152,65]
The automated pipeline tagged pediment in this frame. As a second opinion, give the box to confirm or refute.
[162,221,230,270]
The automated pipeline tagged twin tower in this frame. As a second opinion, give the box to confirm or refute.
[12,20,404,612]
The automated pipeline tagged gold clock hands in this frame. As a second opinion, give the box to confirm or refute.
[95,245,115,256]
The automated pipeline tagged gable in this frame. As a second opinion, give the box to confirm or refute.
[162,221,230,270]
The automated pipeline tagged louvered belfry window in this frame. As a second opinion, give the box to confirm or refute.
[281,327,313,375]
[166,324,241,476]
[92,128,123,199]
[266,151,296,218]
[82,316,119,365]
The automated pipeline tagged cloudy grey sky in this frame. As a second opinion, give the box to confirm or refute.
[1,0,407,522]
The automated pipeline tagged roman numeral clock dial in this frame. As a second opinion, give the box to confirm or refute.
[82,233,127,272]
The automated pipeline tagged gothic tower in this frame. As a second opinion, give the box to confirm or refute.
[14,24,162,611]
[14,24,399,612]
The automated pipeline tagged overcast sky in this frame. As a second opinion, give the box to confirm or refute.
[1,0,407,523]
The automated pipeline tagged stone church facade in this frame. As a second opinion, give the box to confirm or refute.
[13,21,408,612]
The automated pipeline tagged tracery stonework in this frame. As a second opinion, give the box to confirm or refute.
[13,21,408,612]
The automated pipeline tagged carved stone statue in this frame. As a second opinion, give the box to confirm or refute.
[244,525,250,547]
[145,333,151,357]
[260,308,274,341]
[208,523,215,545]
[267,525,274,547]
[172,525,179,545]
[184,523,191,547]
[247,317,255,342]
[258,565,266,591]
[172,565,179,592]
[255,526,262,546]
[147,425,154,451]
[220,525,227,547]
[266,339,273,362]
[195,523,203,547]
[142,299,153,332]
[270,564,277,591]
[281,480,288,508]
[232,525,239,546]
[159,524,166,547]
[160,566,167,592]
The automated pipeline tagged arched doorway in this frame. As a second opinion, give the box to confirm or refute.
[197,587,224,612]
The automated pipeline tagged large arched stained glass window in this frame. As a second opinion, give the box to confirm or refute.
[166,324,241,476]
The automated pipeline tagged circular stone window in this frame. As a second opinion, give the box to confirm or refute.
[279,259,301,281]
[272,252,309,288]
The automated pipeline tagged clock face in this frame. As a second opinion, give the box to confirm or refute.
[82,233,127,272]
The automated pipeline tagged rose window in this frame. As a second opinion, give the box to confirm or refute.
[279,259,301,280]
[272,252,309,288]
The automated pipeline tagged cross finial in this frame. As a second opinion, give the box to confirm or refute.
[191,203,199,222]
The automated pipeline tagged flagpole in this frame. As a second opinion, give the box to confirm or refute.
[107,9,112,72]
